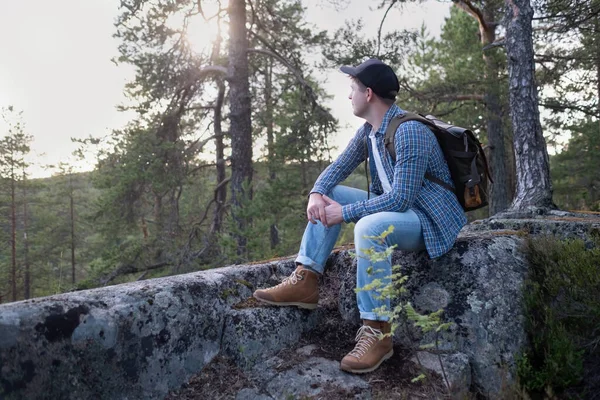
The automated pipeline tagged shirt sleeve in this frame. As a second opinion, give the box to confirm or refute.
[342,121,433,222]
[310,126,368,196]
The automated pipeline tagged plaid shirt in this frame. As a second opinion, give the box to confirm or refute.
[311,104,467,258]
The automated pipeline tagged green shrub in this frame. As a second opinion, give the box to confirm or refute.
[355,226,453,389]
[519,234,600,395]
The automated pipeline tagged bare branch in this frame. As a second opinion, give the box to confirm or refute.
[196,65,229,81]
[179,177,232,262]
[532,5,600,29]
[376,0,397,57]
[191,178,231,232]
[435,103,473,118]
[189,163,218,175]
[439,94,485,102]
[99,261,170,286]
[539,101,599,117]
[246,39,335,122]
[453,0,487,30]
[247,48,312,89]
[400,78,485,104]
[536,54,596,62]
[186,105,217,111]
[482,23,558,52]
[186,134,217,156]
[197,1,205,18]
[483,40,506,51]
[136,271,149,281]
[247,0,259,31]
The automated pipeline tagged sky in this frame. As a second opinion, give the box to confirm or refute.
[0,0,451,178]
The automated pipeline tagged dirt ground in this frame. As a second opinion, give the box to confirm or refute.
[166,304,460,400]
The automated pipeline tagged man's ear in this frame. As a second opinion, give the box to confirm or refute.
[366,87,374,102]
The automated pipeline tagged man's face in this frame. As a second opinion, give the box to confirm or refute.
[348,80,369,117]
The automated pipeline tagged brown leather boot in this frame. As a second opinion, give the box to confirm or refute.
[340,320,393,374]
[253,265,319,310]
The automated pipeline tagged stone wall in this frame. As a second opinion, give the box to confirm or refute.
[0,260,314,400]
[1,213,599,399]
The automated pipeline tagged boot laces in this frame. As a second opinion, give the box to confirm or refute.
[266,270,303,291]
[349,325,382,359]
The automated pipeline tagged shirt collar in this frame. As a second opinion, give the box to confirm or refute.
[363,104,405,136]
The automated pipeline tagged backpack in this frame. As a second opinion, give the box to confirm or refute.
[383,112,493,212]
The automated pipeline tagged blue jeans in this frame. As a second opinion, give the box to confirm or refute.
[295,185,426,321]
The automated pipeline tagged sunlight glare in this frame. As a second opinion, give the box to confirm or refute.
[185,1,226,55]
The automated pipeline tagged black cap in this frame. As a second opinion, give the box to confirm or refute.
[340,58,399,100]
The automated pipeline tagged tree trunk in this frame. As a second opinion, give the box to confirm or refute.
[302,126,312,190]
[595,16,600,206]
[23,168,30,299]
[482,6,510,216]
[454,1,511,215]
[154,193,163,234]
[484,78,510,215]
[10,163,17,302]
[300,158,308,189]
[167,187,181,239]
[69,173,76,285]
[505,0,554,210]
[211,81,227,235]
[228,0,253,257]
[265,60,275,182]
[141,216,149,239]
[265,59,280,250]
[596,16,600,123]
[209,15,227,238]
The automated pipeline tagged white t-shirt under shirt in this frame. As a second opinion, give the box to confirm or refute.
[369,129,392,193]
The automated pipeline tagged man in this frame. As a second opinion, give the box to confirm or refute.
[253,59,467,374]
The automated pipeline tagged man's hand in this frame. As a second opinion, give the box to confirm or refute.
[307,193,329,226]
[322,195,343,227]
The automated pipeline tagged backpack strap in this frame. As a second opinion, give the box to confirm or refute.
[383,113,454,192]
[363,135,370,200]
[384,112,439,159]
[424,172,454,192]
[383,115,404,161]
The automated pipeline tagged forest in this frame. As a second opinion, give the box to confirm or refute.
[1,0,599,303]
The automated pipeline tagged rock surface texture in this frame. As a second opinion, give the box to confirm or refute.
[1,212,599,399]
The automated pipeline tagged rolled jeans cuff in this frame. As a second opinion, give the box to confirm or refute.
[359,311,390,321]
[294,255,324,275]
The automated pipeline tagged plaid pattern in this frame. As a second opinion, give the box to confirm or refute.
[311,105,467,258]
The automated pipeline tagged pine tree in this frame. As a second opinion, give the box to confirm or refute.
[78,0,337,280]
[0,107,32,302]
[551,118,600,210]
